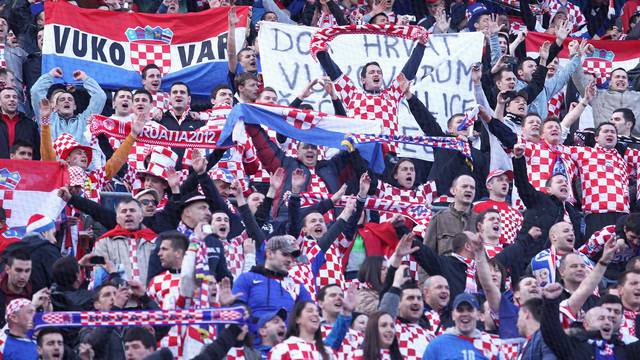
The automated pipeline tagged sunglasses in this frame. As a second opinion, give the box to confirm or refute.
[140,199,158,206]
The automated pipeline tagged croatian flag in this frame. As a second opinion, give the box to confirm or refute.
[219,103,387,172]
[0,160,68,235]
[42,2,250,96]
[457,105,479,132]
[525,32,640,88]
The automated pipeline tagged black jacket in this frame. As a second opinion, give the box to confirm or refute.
[541,297,640,360]
[156,111,205,169]
[513,156,582,247]
[0,112,40,160]
[21,234,62,292]
[412,239,469,300]
[495,230,547,286]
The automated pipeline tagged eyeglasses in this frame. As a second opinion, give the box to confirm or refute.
[140,199,158,206]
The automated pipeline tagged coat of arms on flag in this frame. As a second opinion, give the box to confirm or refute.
[126,25,173,75]
[583,48,614,87]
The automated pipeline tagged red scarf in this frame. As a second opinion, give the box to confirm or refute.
[99,225,157,242]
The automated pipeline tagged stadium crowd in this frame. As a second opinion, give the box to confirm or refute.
[6,0,640,359]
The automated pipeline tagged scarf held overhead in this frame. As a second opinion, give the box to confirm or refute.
[33,306,246,330]
[89,115,229,149]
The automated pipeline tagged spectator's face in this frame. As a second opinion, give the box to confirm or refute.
[610,111,633,135]
[0,89,18,115]
[515,277,541,304]
[183,201,212,226]
[214,180,231,199]
[625,228,640,248]
[377,314,395,349]
[247,192,265,215]
[486,174,509,199]
[547,174,569,201]
[423,275,450,310]
[619,272,640,308]
[302,212,326,238]
[137,194,157,217]
[259,316,286,346]
[549,12,567,33]
[6,259,32,291]
[602,302,623,330]
[143,175,168,195]
[38,333,64,360]
[210,212,230,239]
[489,263,502,288]
[498,37,508,55]
[67,148,89,169]
[124,340,154,360]
[496,71,516,91]
[584,307,614,340]
[451,175,475,206]
[239,79,260,103]
[257,90,278,104]
[362,64,384,92]
[37,12,45,28]
[452,303,478,335]
[547,58,559,78]
[522,115,541,141]
[516,307,533,337]
[11,304,35,331]
[7,30,18,48]
[371,14,389,25]
[213,88,233,106]
[132,93,152,115]
[541,120,561,145]
[94,285,117,311]
[297,142,319,167]
[352,314,368,332]
[56,92,77,118]
[0,72,15,90]
[318,286,344,317]
[113,90,133,116]
[426,0,445,16]
[394,160,415,189]
[518,60,537,82]
[506,96,527,117]
[10,146,33,160]
[263,12,278,22]
[238,49,258,72]
[609,69,629,92]
[158,240,182,269]
[480,211,501,240]
[474,14,491,32]
[116,201,144,230]
[559,253,587,284]
[37,30,44,51]
[170,85,190,111]
[549,222,575,253]
[165,0,179,14]
[596,123,618,149]
[447,115,465,136]
[266,249,294,273]
[0,18,7,40]
[398,288,423,323]
[296,303,321,334]
[142,69,162,93]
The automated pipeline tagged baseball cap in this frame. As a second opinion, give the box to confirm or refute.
[452,293,480,311]
[504,89,528,106]
[486,169,513,185]
[467,3,491,31]
[256,308,287,329]
[265,235,301,258]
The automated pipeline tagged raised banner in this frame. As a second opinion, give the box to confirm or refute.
[43,2,250,96]
[0,160,68,231]
[257,22,484,160]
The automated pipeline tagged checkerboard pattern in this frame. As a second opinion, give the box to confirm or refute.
[130,43,171,75]
[397,321,433,360]
[321,324,363,360]
[525,140,577,199]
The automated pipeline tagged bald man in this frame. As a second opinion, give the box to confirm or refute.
[423,275,452,336]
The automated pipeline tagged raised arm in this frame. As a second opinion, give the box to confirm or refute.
[475,242,502,313]
[232,180,267,250]
[540,283,577,359]
[512,144,540,208]
[403,78,445,137]
[316,51,343,81]
[400,39,426,81]
[561,82,594,130]
[227,7,240,75]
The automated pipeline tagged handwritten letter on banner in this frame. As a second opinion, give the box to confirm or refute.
[258,22,483,160]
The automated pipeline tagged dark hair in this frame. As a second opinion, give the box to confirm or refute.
[544,173,567,188]
[392,158,415,177]
[624,213,640,237]
[235,72,258,90]
[362,311,403,360]
[542,116,561,127]
[10,140,34,155]
[369,12,389,24]
[0,87,17,96]
[141,64,161,79]
[286,301,330,360]
[133,89,153,103]
[260,11,277,20]
[446,113,465,129]
[211,84,232,99]
[357,256,386,292]
[400,280,420,297]
[7,248,31,267]
[618,269,640,286]
[36,327,64,347]
[486,258,507,292]
[520,298,543,323]
[360,61,382,80]
[595,121,617,137]
[299,104,314,110]
[116,197,142,211]
[451,232,470,253]
[93,281,117,303]
[124,327,157,350]
[598,293,622,307]
[517,57,536,72]
[613,108,636,129]
[170,82,191,96]
[317,284,341,302]
[52,256,80,288]
[475,208,500,232]
[514,276,536,293]
[237,47,255,59]
[609,67,628,79]
[258,86,277,99]
[494,68,514,83]
[113,87,132,99]
[626,256,640,271]
[157,230,189,253]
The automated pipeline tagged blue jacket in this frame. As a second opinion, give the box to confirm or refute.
[232,266,312,321]
[2,332,38,360]
[423,333,489,359]
[519,330,558,360]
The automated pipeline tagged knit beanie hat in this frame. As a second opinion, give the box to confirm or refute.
[26,214,55,234]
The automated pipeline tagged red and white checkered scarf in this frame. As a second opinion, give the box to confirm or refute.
[450,253,477,293]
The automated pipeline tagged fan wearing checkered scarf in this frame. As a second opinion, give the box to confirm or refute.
[474,170,523,247]
[140,64,170,121]
[315,33,426,153]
